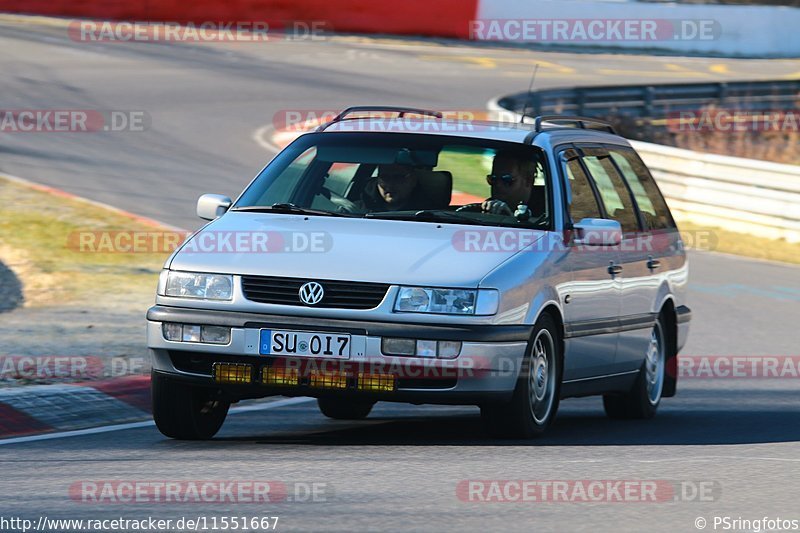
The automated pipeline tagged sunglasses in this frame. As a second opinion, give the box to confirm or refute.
[486,173,516,185]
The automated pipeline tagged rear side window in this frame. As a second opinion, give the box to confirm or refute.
[609,149,675,230]
[581,155,640,233]
[563,158,602,222]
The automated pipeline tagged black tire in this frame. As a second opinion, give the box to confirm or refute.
[603,314,667,420]
[152,372,230,440]
[317,397,374,420]
[481,313,562,439]
[662,310,678,398]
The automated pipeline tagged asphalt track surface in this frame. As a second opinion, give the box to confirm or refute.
[1,16,800,532]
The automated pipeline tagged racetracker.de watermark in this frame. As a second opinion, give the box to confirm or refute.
[269,357,484,380]
[469,19,720,42]
[67,231,332,254]
[68,20,330,42]
[69,481,331,503]
[674,355,800,379]
[457,480,720,503]
[451,229,717,253]
[271,108,521,133]
[0,356,147,382]
[0,110,148,133]
[666,109,800,133]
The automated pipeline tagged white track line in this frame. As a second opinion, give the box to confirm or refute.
[252,124,282,153]
[0,172,187,232]
[0,397,314,446]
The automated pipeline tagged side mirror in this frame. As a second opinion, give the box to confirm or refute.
[572,218,622,247]
[197,194,232,221]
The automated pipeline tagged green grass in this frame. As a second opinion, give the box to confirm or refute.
[678,220,800,265]
[0,176,172,306]
[435,149,492,197]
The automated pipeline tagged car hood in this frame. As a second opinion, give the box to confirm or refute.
[168,213,547,287]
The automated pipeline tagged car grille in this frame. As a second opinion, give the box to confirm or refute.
[241,275,390,310]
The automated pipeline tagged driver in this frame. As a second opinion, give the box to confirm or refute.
[481,151,537,216]
[360,164,423,211]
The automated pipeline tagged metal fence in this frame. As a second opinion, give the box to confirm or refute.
[498,80,800,120]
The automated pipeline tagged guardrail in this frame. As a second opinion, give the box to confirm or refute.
[498,80,800,122]
[629,141,800,243]
[492,83,800,244]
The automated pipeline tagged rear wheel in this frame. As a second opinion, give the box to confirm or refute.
[317,397,374,420]
[152,372,230,440]
[481,314,561,439]
[603,315,666,420]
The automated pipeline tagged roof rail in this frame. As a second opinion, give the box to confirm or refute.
[532,115,616,134]
[317,106,443,131]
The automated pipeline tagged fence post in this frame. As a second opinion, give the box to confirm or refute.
[717,82,728,106]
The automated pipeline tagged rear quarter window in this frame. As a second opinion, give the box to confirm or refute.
[609,149,675,231]
[581,155,640,233]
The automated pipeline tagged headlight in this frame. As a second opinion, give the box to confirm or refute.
[394,287,499,315]
[164,271,233,300]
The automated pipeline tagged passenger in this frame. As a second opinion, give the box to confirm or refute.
[361,164,424,211]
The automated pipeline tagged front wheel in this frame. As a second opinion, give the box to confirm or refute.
[317,397,374,420]
[152,372,230,440]
[481,314,562,439]
[603,315,666,420]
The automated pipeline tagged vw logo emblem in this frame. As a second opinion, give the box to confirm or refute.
[298,281,324,305]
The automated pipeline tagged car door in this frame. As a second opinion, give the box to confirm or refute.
[607,146,681,372]
[580,148,653,374]
[558,148,621,381]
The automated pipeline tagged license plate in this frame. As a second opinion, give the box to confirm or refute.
[259,329,351,359]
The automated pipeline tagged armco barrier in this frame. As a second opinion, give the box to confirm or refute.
[489,99,800,244]
[0,0,478,39]
[630,141,800,243]
[498,80,800,125]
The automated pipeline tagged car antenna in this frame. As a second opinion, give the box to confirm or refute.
[519,63,540,124]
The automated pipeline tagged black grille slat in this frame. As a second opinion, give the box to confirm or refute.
[241,275,389,309]
[324,296,383,302]
[244,288,302,295]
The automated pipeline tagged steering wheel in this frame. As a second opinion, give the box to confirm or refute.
[329,195,360,214]
[318,186,361,214]
[455,203,483,213]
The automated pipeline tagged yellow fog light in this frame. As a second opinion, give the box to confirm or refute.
[262,366,300,386]
[309,371,349,389]
[212,362,252,384]
[358,373,396,392]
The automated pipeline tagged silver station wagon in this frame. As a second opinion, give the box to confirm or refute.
[147,107,691,440]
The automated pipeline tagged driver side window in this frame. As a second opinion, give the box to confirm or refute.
[564,158,602,223]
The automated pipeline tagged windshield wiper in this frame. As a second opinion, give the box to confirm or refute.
[365,209,487,225]
[231,203,353,217]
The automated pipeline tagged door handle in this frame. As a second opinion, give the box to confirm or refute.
[646,256,661,270]
[608,263,623,276]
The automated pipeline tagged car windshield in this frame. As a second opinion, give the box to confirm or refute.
[234,133,551,228]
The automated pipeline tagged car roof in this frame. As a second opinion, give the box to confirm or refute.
[318,117,632,147]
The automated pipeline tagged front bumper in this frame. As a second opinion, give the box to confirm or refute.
[147,305,531,405]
